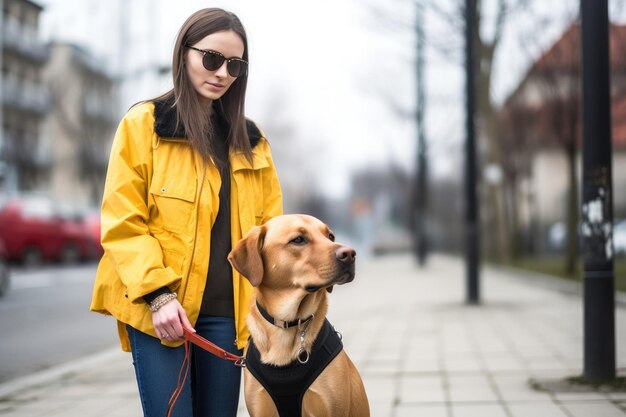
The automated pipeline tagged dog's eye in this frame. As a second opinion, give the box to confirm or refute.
[328,233,335,242]
[289,236,306,245]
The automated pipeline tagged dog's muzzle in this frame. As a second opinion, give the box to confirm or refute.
[305,250,356,293]
[333,245,356,285]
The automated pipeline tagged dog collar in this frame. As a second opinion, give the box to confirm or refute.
[256,301,314,329]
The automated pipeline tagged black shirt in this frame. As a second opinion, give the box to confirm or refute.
[200,113,234,317]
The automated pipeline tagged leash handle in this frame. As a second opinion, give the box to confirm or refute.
[183,327,246,366]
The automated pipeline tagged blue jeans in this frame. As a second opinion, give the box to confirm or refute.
[127,315,242,417]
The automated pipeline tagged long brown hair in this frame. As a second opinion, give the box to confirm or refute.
[155,8,252,163]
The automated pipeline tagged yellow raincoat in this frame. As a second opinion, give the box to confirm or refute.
[90,101,283,351]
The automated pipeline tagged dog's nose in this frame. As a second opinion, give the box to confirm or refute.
[336,246,356,264]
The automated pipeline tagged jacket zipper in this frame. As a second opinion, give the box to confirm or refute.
[180,162,206,303]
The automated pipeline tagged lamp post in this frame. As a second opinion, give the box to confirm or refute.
[580,0,616,381]
[465,0,480,304]
[414,2,428,266]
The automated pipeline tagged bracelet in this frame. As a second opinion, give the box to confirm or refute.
[149,292,178,312]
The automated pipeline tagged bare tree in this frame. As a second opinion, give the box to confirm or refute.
[364,0,529,261]
[474,0,532,262]
[499,104,534,257]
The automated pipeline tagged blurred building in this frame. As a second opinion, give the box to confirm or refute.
[42,42,117,206]
[0,0,50,192]
[501,23,626,252]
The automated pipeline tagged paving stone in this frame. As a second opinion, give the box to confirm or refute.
[507,401,570,417]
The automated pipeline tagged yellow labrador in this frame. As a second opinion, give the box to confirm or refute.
[228,214,369,417]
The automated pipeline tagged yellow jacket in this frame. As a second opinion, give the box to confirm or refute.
[90,101,283,351]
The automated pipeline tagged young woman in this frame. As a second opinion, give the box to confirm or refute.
[90,8,282,417]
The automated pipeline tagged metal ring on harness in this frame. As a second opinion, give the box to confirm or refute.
[297,348,310,364]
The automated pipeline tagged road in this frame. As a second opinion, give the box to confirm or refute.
[0,263,119,383]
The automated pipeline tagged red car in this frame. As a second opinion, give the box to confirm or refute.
[82,209,104,259]
[0,195,98,265]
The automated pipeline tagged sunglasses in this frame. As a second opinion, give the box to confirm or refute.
[185,45,248,78]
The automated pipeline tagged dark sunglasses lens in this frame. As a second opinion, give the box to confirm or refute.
[202,52,225,71]
[227,60,247,77]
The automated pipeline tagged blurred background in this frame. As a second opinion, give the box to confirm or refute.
[1,0,624,274]
[0,0,625,381]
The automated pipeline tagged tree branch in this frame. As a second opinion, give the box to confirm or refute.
[492,0,508,45]
[421,0,464,28]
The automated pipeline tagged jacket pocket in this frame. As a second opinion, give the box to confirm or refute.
[149,176,196,233]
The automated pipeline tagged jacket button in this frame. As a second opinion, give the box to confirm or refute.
[161,188,166,193]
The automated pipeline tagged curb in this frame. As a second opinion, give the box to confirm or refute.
[0,347,121,398]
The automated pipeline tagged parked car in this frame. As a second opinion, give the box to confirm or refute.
[615,219,626,256]
[0,239,10,297]
[82,209,104,259]
[0,195,98,266]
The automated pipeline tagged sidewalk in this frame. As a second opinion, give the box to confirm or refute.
[0,254,624,416]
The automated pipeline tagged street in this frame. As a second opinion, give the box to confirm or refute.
[0,263,118,383]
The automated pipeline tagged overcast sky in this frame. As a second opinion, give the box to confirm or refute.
[37,0,625,198]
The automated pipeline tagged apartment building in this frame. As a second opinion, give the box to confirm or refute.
[43,42,117,206]
[0,0,49,192]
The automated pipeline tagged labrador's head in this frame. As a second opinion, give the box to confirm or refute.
[228,214,356,294]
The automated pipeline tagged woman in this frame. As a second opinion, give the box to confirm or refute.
[90,8,283,417]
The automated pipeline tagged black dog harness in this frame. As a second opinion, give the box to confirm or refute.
[245,317,343,417]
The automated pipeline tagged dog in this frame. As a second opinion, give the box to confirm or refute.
[228,214,370,417]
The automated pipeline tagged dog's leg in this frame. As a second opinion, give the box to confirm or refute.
[303,352,370,417]
[244,371,279,417]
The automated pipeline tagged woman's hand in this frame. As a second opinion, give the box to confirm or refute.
[151,299,194,341]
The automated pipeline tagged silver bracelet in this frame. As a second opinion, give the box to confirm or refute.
[149,292,178,312]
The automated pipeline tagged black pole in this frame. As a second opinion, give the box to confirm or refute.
[465,0,480,304]
[580,0,616,381]
[414,2,428,266]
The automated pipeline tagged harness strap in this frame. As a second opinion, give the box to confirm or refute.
[166,327,245,417]
[245,319,344,417]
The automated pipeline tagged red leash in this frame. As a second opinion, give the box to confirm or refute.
[166,327,245,416]
[184,328,246,366]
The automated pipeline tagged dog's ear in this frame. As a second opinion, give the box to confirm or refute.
[228,226,265,287]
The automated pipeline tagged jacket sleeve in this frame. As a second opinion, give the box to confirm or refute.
[100,107,182,303]
[260,139,284,223]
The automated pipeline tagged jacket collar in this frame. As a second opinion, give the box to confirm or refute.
[153,95,262,149]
